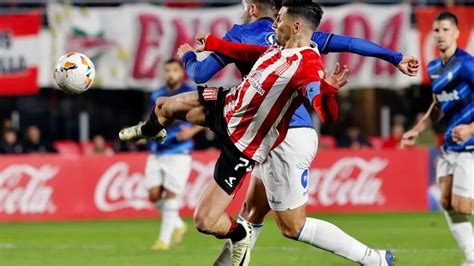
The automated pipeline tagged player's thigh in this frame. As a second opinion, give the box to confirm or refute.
[273,204,307,238]
[262,128,318,212]
[186,106,207,126]
[144,154,165,202]
[161,154,193,196]
[451,153,474,214]
[160,92,201,118]
[436,151,455,210]
[240,175,270,224]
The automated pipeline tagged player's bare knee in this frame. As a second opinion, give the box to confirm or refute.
[279,224,301,239]
[193,211,213,233]
[148,187,161,203]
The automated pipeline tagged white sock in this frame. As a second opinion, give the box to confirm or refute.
[158,198,180,245]
[297,218,381,264]
[175,215,185,229]
[237,215,264,250]
[444,210,474,261]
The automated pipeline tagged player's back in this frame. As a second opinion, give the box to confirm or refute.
[428,48,474,152]
[147,84,196,155]
[224,45,323,163]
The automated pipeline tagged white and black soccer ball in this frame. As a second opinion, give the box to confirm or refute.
[53,52,95,94]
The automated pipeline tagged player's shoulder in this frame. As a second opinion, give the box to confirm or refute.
[151,86,167,98]
[228,18,274,43]
[299,46,322,63]
[427,57,442,74]
[456,48,472,59]
[224,24,243,42]
[180,83,196,93]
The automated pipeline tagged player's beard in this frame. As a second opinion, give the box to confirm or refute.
[166,79,180,90]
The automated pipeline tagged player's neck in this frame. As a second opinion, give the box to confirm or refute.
[284,34,311,49]
[167,82,182,92]
[440,45,457,64]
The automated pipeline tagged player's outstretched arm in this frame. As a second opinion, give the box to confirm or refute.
[180,51,226,84]
[198,34,268,63]
[313,33,419,77]
[400,100,437,148]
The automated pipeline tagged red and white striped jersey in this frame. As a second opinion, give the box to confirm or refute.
[223,45,324,163]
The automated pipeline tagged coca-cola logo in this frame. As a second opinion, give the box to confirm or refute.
[95,162,153,212]
[308,157,387,206]
[0,164,58,214]
[94,161,215,212]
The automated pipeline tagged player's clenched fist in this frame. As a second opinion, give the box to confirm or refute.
[451,124,474,144]
[400,129,419,148]
[177,43,194,59]
[195,33,210,52]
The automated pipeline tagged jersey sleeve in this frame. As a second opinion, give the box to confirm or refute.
[204,34,269,63]
[463,56,474,87]
[210,24,243,65]
[297,57,339,124]
[323,33,403,66]
[311,31,333,54]
[182,51,227,83]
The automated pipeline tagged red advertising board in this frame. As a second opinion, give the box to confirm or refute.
[0,149,428,222]
[416,7,474,84]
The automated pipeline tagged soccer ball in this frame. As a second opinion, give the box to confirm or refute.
[53,52,95,94]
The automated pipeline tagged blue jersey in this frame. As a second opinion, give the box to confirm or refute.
[428,48,474,152]
[147,84,196,155]
[215,17,333,128]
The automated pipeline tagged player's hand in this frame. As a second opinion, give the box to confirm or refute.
[195,33,210,52]
[177,43,195,59]
[324,63,349,90]
[400,129,419,148]
[398,56,419,77]
[451,124,473,144]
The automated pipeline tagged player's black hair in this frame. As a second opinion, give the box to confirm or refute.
[165,58,182,67]
[434,11,458,27]
[247,0,279,16]
[282,0,323,30]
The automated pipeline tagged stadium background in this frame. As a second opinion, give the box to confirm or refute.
[0,0,473,265]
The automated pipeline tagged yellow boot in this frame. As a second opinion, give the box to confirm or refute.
[170,224,188,247]
[150,240,170,251]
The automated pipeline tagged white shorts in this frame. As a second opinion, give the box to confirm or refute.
[144,153,192,195]
[436,150,474,199]
[253,127,318,211]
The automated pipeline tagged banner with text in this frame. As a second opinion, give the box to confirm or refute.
[0,149,428,222]
[415,7,474,84]
[0,11,42,95]
[47,3,415,91]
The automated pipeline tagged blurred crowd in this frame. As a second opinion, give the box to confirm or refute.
[1,112,441,155]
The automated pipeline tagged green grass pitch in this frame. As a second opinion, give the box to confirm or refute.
[1,213,470,266]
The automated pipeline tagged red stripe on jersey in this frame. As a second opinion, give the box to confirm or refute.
[229,69,281,142]
[226,51,283,135]
[271,99,304,150]
[242,63,307,157]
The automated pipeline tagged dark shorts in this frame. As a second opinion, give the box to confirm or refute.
[197,86,255,195]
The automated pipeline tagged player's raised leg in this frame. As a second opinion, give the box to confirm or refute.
[119,91,204,142]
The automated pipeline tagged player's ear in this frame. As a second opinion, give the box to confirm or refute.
[294,21,302,34]
[249,4,257,17]
[454,28,460,40]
